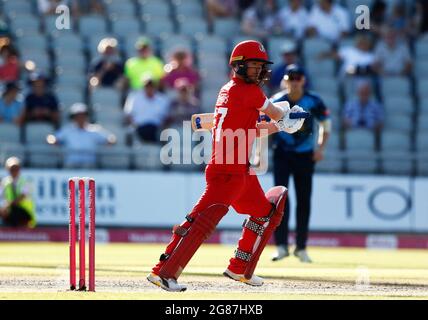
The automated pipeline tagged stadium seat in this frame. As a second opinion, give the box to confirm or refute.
[310,76,339,96]
[143,19,174,37]
[133,143,163,170]
[267,37,295,66]
[52,33,84,53]
[322,94,341,114]
[345,150,379,174]
[3,0,33,14]
[414,60,428,79]
[213,18,241,39]
[15,34,48,52]
[177,17,208,38]
[417,79,428,100]
[201,89,221,113]
[416,129,428,152]
[200,71,228,92]
[418,113,428,132]
[56,89,84,110]
[91,88,121,109]
[384,113,413,132]
[56,73,87,89]
[306,59,336,77]
[315,155,344,173]
[9,13,40,34]
[303,37,332,60]
[0,123,22,144]
[24,123,56,145]
[381,150,414,176]
[0,143,25,165]
[159,34,193,61]
[416,152,428,176]
[78,15,108,37]
[383,96,414,115]
[21,52,51,72]
[344,129,375,151]
[105,0,136,18]
[380,77,411,97]
[415,37,428,60]
[140,0,171,17]
[98,145,132,170]
[381,130,411,152]
[196,35,227,55]
[173,0,203,18]
[26,144,62,168]
[111,18,141,37]
[345,0,374,14]
[56,54,87,73]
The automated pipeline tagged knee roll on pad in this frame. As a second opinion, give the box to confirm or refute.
[243,186,288,279]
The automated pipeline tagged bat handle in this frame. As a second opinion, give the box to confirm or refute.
[289,112,310,119]
[195,117,202,129]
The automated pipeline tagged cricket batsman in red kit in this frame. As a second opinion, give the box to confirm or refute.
[147,40,306,291]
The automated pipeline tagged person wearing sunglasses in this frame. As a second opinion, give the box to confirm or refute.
[270,64,331,263]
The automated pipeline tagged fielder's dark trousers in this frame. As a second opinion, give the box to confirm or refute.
[273,148,315,250]
[3,205,32,227]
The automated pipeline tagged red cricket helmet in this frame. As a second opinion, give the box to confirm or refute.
[229,40,273,65]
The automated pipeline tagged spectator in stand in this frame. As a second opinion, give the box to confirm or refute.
[370,0,388,37]
[206,0,239,25]
[0,157,36,228]
[161,49,200,94]
[414,0,428,35]
[124,76,170,143]
[124,37,164,91]
[88,37,124,89]
[37,0,68,15]
[374,26,412,77]
[71,0,105,16]
[0,82,23,125]
[269,40,310,93]
[0,44,20,83]
[320,34,376,79]
[49,103,116,169]
[278,0,309,39]
[21,73,60,128]
[165,78,200,128]
[306,0,350,43]
[388,2,412,37]
[240,0,280,39]
[342,81,384,135]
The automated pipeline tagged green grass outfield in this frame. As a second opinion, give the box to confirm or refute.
[0,242,427,300]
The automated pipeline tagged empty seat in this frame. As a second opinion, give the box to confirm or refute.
[383,96,413,115]
[201,89,220,113]
[24,123,55,144]
[315,155,343,173]
[306,59,336,77]
[0,123,21,144]
[177,17,208,37]
[415,38,428,60]
[15,34,48,51]
[52,34,83,52]
[98,145,132,169]
[56,73,87,88]
[322,94,341,114]
[196,35,227,55]
[144,19,174,36]
[3,0,33,14]
[310,76,339,95]
[78,16,107,37]
[9,14,40,34]
[416,152,428,176]
[174,0,203,18]
[303,37,332,60]
[111,18,141,36]
[91,88,121,108]
[380,77,411,97]
[414,60,428,79]
[26,144,61,168]
[140,0,171,17]
[381,130,411,152]
[417,79,428,100]
[267,37,294,65]
[159,34,193,60]
[133,143,163,170]
[345,129,375,151]
[21,52,51,71]
[416,129,428,151]
[213,19,240,39]
[381,150,413,175]
[384,113,413,132]
[106,0,136,18]
[345,150,379,174]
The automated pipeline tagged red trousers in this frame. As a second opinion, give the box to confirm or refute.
[152,165,272,275]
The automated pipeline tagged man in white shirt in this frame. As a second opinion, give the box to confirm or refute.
[278,0,309,39]
[124,76,170,143]
[50,103,116,168]
[306,0,350,43]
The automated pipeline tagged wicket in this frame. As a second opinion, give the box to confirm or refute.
[68,177,96,292]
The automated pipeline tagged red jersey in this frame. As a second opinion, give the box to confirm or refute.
[208,77,269,174]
